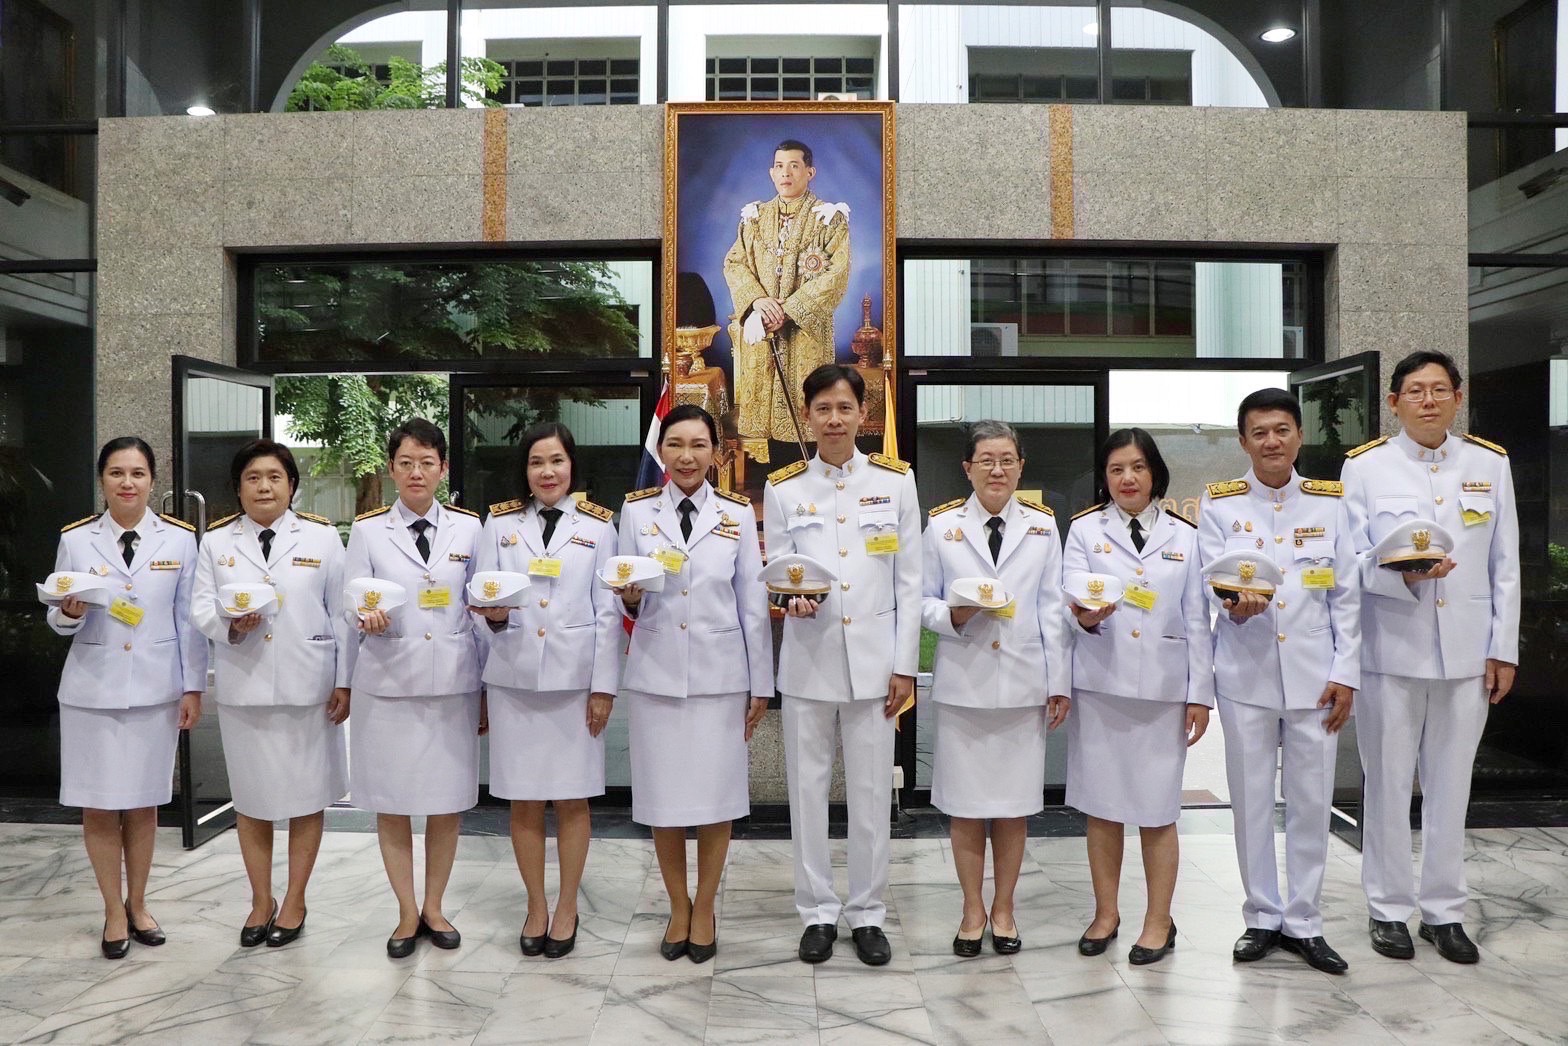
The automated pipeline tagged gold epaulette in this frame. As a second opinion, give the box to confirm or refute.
[488,499,524,517]
[625,486,663,502]
[928,498,964,517]
[577,500,613,523]
[1071,503,1106,521]
[61,514,100,533]
[1166,508,1197,528]
[869,452,910,474]
[1015,495,1054,517]
[768,460,808,485]
[158,513,195,532]
[1345,436,1389,459]
[1206,480,1250,499]
[206,512,241,531]
[715,488,750,506]
[354,506,391,522]
[444,504,479,518]
[1300,479,1344,497]
[1463,433,1508,456]
[296,511,334,525]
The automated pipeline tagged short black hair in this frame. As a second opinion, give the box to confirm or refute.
[1236,388,1302,435]
[96,436,156,479]
[386,417,447,462]
[230,438,300,498]
[803,363,865,407]
[660,403,719,446]
[1390,350,1462,395]
[1095,427,1170,503]
[518,422,579,501]
[964,420,1022,461]
[775,139,813,167]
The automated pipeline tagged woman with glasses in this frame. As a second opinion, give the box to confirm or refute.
[344,418,484,959]
[921,420,1071,957]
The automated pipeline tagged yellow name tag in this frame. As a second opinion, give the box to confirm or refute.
[418,587,453,609]
[528,557,563,578]
[108,598,145,627]
[1300,566,1336,590]
[1123,583,1157,611]
[1462,509,1492,527]
[865,533,900,555]
[653,549,687,574]
[987,601,1017,620]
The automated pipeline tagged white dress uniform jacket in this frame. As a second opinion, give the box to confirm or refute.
[761,451,922,701]
[1062,504,1214,708]
[49,512,207,708]
[475,496,621,697]
[618,483,772,699]
[1197,471,1361,707]
[920,493,1071,707]
[1342,431,1520,678]
[191,510,352,705]
[344,500,483,696]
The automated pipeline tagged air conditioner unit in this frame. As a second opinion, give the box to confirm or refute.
[971,322,1019,357]
[817,91,869,101]
[1283,325,1304,357]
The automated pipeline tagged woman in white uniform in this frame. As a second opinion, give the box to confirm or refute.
[48,436,205,959]
[920,420,1071,957]
[1063,427,1213,966]
[191,440,351,948]
[344,418,484,959]
[472,422,620,959]
[616,405,772,963]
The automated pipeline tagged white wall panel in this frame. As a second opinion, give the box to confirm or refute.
[916,383,1093,424]
[1195,262,1284,358]
[903,260,971,356]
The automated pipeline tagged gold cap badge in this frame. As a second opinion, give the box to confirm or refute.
[55,576,73,593]
[483,580,500,599]
[1412,529,1431,553]
[787,564,806,586]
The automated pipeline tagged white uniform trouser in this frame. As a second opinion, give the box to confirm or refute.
[1357,671,1490,925]
[782,695,896,929]
[1219,699,1337,938]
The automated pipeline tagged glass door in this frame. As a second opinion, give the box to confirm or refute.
[170,356,274,848]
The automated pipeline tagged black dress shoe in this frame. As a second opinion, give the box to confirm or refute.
[952,920,986,958]
[419,916,461,950]
[1128,922,1178,966]
[687,917,717,965]
[267,907,306,948]
[852,926,892,966]
[1280,934,1348,974]
[660,936,688,961]
[240,900,278,948]
[799,923,837,964]
[1077,921,1119,957]
[991,925,1021,955]
[1419,922,1479,964]
[1368,918,1415,959]
[125,904,166,947]
[387,926,419,959]
[543,915,577,958]
[1232,928,1280,963]
[101,924,130,960]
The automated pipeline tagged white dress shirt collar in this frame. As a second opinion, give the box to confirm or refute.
[1392,428,1452,463]
[1111,500,1160,534]
[1246,467,1300,504]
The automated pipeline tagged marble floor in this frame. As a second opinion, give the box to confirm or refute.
[1,820,1565,1045]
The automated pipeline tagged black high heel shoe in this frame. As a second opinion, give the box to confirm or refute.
[267,906,306,948]
[952,919,987,958]
[101,922,130,960]
[125,903,165,947]
[1077,920,1119,957]
[520,915,548,956]
[240,899,277,948]
[543,914,578,959]
[1128,922,1177,966]
[659,917,688,961]
[687,915,717,965]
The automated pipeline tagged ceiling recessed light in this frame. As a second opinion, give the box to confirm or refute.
[186,105,216,116]
[1082,21,1099,36]
[1260,27,1296,43]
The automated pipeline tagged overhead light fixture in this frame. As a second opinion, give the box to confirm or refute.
[1260,27,1296,43]
[186,105,216,116]
[1082,21,1099,36]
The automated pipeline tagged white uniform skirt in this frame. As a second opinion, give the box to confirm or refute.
[219,703,347,821]
[627,690,749,827]
[59,700,181,810]
[486,686,604,802]
[349,691,480,815]
[931,702,1047,819]
[1066,689,1187,828]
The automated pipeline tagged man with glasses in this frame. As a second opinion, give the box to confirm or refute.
[1341,350,1519,964]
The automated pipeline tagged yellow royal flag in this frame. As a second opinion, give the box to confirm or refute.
[882,371,899,460]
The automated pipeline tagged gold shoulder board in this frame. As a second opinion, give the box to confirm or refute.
[869,452,911,474]
[577,500,614,523]
[354,506,391,522]
[1205,480,1250,499]
[1300,480,1344,497]
[715,488,751,506]
[1462,433,1508,456]
[928,498,965,517]
[1345,436,1389,459]
[1015,495,1054,517]
[1165,508,1198,528]
[158,513,196,532]
[625,486,663,502]
[206,512,241,531]
[768,460,808,485]
[296,511,334,525]
[488,499,524,517]
[444,504,480,519]
[1070,502,1107,521]
[61,514,100,533]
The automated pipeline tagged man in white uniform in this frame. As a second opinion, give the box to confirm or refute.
[1341,350,1520,964]
[1197,388,1360,974]
[762,363,921,966]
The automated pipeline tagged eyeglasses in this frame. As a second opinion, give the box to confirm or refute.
[970,458,1021,472]
[1398,385,1455,403]
[393,459,442,475]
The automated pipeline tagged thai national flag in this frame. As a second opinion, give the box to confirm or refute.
[634,381,673,491]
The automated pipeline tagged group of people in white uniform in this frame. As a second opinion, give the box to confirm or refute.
[47,350,1517,977]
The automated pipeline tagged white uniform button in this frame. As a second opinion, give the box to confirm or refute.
[1277,633,1286,643]
[841,582,850,591]
[837,514,846,523]
[539,598,549,608]
[1437,598,1448,608]
[125,583,133,591]
[1274,503,1283,512]
[1435,496,1445,505]
[1131,629,1141,638]
[264,633,273,642]
[1431,464,1440,473]
[424,573,432,581]
[681,588,689,596]
[680,622,688,630]
[537,627,546,637]
[123,642,132,651]
[842,616,852,625]
[1135,567,1144,576]
[839,548,848,557]
[835,481,845,491]
[1277,600,1287,609]
[424,632,432,640]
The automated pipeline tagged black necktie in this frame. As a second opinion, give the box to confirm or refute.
[258,528,275,562]
[1129,517,1146,552]
[678,497,696,541]
[120,530,138,568]
[411,519,431,562]
[540,508,563,548]
[986,516,1004,564]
